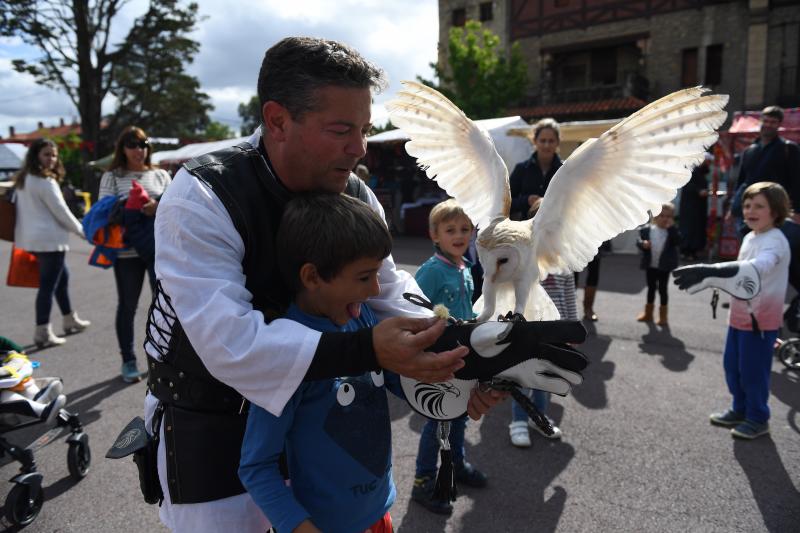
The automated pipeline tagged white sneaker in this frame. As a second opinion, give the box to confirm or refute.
[34,324,66,348]
[509,421,531,448]
[63,311,91,333]
[529,416,563,440]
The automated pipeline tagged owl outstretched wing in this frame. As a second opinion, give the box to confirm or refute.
[385,81,511,230]
[533,87,728,278]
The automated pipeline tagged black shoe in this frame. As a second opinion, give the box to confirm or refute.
[411,476,453,515]
[454,462,488,488]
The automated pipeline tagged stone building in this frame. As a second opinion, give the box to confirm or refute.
[437,0,800,121]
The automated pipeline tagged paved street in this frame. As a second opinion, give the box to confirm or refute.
[0,236,798,532]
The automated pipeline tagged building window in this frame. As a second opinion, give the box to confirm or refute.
[681,48,698,87]
[480,2,493,22]
[591,47,617,85]
[452,8,466,27]
[705,44,723,86]
[557,52,590,89]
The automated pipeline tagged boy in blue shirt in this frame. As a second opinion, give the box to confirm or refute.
[239,193,400,533]
[411,199,487,515]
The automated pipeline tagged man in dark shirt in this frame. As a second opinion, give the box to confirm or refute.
[730,106,800,233]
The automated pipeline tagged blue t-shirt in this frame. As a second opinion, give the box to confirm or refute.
[239,304,401,533]
[415,253,477,320]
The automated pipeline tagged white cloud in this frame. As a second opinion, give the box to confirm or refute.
[0,0,439,136]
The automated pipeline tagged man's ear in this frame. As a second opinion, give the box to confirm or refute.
[262,101,291,142]
[298,263,320,291]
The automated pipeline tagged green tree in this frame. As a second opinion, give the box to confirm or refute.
[237,95,261,136]
[107,1,211,141]
[1,0,206,160]
[369,120,395,136]
[52,132,84,188]
[201,120,234,141]
[419,20,528,119]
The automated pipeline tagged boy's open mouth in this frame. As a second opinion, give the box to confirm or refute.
[347,302,362,319]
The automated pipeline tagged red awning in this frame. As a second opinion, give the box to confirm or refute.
[509,97,647,119]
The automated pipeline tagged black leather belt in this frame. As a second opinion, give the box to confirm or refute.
[146,355,245,414]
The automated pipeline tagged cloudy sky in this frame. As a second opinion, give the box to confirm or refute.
[0,0,439,138]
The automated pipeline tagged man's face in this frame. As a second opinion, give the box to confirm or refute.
[760,115,781,141]
[281,86,373,193]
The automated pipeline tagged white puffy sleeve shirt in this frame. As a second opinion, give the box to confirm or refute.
[148,131,430,417]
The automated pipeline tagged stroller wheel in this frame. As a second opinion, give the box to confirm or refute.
[776,338,800,371]
[5,483,43,526]
[67,440,91,480]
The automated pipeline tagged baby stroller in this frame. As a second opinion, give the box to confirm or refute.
[0,374,91,527]
[775,295,800,371]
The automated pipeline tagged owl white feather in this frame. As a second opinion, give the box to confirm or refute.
[386,81,728,322]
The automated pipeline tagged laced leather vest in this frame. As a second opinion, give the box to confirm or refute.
[145,142,370,503]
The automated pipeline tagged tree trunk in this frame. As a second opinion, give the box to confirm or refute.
[73,0,103,194]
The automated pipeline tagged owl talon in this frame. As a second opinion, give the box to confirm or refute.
[498,312,526,323]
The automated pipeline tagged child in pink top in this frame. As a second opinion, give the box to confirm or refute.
[713,182,790,439]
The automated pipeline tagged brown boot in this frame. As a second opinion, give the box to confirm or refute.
[637,303,654,322]
[583,286,598,321]
[657,305,668,326]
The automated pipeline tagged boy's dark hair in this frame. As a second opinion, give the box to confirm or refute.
[743,181,791,225]
[277,193,392,294]
[258,37,386,121]
[761,105,784,122]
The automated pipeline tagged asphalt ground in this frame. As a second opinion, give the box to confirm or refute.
[0,236,798,532]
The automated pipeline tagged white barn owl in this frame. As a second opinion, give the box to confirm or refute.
[387,81,728,322]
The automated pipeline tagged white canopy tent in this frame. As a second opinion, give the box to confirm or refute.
[0,143,28,185]
[151,136,249,166]
[0,143,27,171]
[368,116,534,172]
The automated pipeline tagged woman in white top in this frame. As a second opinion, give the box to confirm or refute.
[13,138,91,347]
[98,127,171,382]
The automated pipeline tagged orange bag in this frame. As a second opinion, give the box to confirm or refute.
[6,246,39,288]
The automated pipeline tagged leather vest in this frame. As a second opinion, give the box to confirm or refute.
[149,141,370,503]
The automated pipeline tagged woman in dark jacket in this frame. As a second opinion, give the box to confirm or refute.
[509,118,562,221]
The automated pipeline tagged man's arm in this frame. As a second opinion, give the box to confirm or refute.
[154,170,322,415]
[785,142,800,216]
[154,170,466,416]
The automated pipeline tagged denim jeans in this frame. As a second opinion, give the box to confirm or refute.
[511,388,550,423]
[415,414,468,478]
[33,251,72,325]
[113,256,156,363]
[723,326,777,424]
